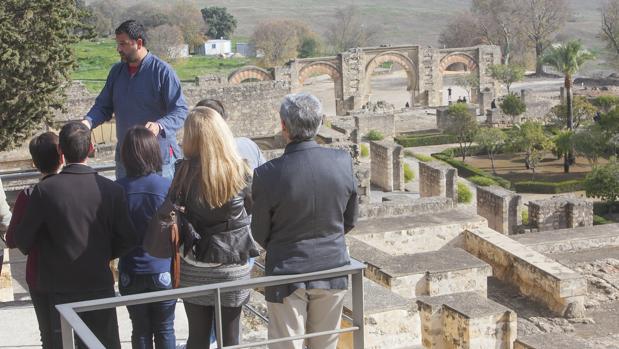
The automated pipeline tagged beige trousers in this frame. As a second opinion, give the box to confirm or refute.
[267,288,347,349]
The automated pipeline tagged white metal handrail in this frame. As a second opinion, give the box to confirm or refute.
[56,258,366,349]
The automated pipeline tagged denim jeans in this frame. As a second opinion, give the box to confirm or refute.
[119,272,177,349]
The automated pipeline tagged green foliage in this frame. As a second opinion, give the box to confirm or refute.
[546,96,597,129]
[593,215,612,225]
[395,133,458,147]
[360,143,369,157]
[298,36,322,58]
[403,163,415,182]
[404,151,433,162]
[499,93,526,120]
[521,210,529,226]
[201,6,237,39]
[366,129,385,141]
[457,182,473,204]
[455,74,480,100]
[584,158,619,207]
[0,0,92,151]
[542,41,595,79]
[509,121,554,175]
[592,95,619,113]
[488,64,525,93]
[475,127,507,174]
[553,130,575,159]
[513,180,584,194]
[445,103,479,161]
[469,175,499,187]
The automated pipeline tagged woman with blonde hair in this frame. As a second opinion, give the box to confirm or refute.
[170,107,259,348]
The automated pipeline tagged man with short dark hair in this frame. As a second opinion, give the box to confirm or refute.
[83,19,188,179]
[252,93,359,349]
[15,122,137,349]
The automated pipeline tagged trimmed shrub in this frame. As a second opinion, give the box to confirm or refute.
[404,150,433,162]
[403,163,415,182]
[457,182,473,204]
[593,215,612,225]
[469,175,499,187]
[395,133,458,147]
[366,129,384,141]
[521,210,529,226]
[360,143,369,157]
[513,180,584,194]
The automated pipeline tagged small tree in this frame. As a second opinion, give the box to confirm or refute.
[201,6,237,39]
[489,64,525,93]
[325,5,379,52]
[584,158,619,212]
[445,103,479,161]
[251,20,320,66]
[455,74,480,101]
[500,93,527,124]
[552,129,574,161]
[573,125,608,166]
[592,95,619,113]
[147,24,185,62]
[547,96,597,130]
[475,127,507,174]
[509,121,554,176]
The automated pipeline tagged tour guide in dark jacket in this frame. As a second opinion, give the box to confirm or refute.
[251,93,359,349]
[15,122,137,349]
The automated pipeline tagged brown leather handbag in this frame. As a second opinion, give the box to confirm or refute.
[143,198,182,288]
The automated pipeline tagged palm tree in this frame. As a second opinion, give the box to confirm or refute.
[542,40,595,173]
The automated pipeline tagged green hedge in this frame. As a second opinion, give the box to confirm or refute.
[512,180,584,194]
[432,153,512,189]
[457,182,473,203]
[468,175,499,187]
[396,133,458,147]
[593,215,612,225]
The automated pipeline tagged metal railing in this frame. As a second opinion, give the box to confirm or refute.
[56,259,366,349]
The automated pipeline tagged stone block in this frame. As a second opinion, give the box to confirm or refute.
[352,112,396,143]
[514,333,593,349]
[476,186,521,235]
[528,197,593,232]
[359,197,454,219]
[513,223,619,254]
[417,292,516,349]
[370,140,404,192]
[419,162,457,201]
[463,228,586,318]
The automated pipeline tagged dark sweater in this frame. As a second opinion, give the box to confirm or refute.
[116,173,172,274]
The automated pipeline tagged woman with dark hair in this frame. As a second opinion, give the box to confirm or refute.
[170,107,259,348]
[116,126,176,349]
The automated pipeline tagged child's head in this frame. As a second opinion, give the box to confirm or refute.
[29,132,62,175]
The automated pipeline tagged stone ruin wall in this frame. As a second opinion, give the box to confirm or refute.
[370,140,403,192]
[528,198,593,232]
[476,185,522,235]
[418,161,457,201]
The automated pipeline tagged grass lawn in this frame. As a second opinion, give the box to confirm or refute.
[466,153,608,182]
[71,39,254,93]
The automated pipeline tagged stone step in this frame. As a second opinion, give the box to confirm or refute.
[341,278,421,349]
[514,333,603,349]
[512,223,619,254]
[359,197,455,219]
[463,227,586,318]
[348,238,491,299]
[350,207,487,255]
[416,292,516,349]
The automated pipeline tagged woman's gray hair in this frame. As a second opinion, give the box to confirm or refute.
[280,93,322,142]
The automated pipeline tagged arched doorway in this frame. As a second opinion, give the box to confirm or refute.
[439,53,479,105]
[297,62,342,117]
[228,66,273,84]
[364,52,418,108]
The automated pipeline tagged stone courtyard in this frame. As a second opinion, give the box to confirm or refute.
[1,43,619,348]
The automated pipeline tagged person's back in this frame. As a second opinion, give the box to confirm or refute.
[15,122,136,349]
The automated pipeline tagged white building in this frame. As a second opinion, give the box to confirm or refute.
[195,39,232,56]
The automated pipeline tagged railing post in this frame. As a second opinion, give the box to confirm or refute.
[215,288,224,348]
[352,270,365,349]
[60,315,75,349]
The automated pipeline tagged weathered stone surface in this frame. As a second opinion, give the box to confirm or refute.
[514,333,605,349]
[419,161,457,201]
[0,248,14,302]
[348,238,491,298]
[359,197,454,219]
[528,197,593,232]
[513,223,619,254]
[476,186,521,235]
[350,208,487,255]
[370,140,404,192]
[417,292,516,349]
[463,228,586,318]
[352,111,395,143]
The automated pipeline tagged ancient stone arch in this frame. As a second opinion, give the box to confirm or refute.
[228,66,273,84]
[364,51,418,106]
[298,61,342,85]
[439,53,479,74]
